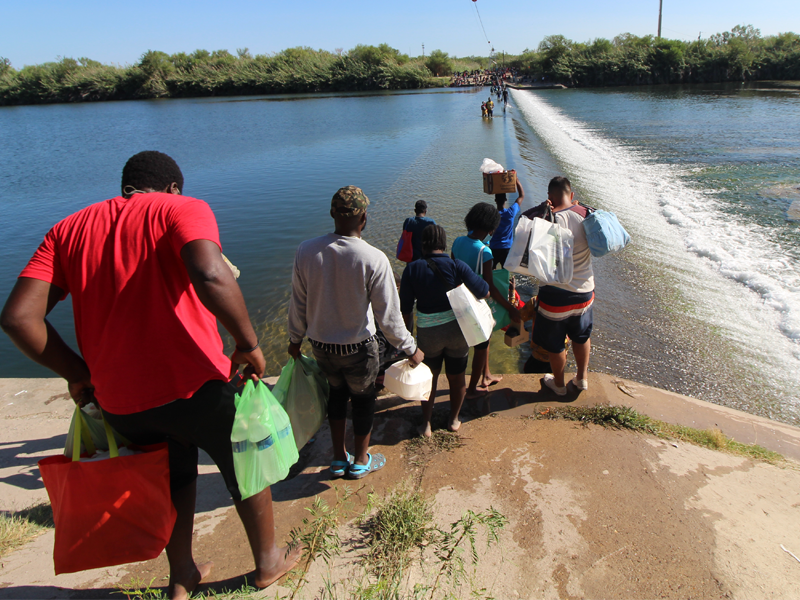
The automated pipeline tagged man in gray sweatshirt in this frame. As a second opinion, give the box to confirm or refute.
[288,186,424,479]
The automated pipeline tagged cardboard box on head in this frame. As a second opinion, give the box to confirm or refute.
[483,170,517,194]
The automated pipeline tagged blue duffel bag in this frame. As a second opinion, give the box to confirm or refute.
[582,209,631,257]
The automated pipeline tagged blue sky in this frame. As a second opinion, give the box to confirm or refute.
[2,0,798,68]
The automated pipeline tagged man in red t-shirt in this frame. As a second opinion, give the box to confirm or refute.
[0,151,300,599]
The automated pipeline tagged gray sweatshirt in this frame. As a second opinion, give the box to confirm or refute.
[288,233,416,355]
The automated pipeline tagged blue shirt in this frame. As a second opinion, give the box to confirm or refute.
[451,236,493,275]
[403,216,436,261]
[489,203,521,250]
[399,254,489,315]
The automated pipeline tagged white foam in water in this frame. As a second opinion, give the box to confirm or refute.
[510,89,800,411]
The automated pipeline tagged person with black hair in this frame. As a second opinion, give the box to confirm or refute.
[451,202,521,397]
[400,200,436,262]
[399,225,489,437]
[528,176,594,396]
[1,151,301,599]
[288,186,424,480]
[489,179,525,268]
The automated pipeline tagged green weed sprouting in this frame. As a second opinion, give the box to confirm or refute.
[282,482,507,600]
[425,508,508,600]
[532,404,784,463]
[0,502,53,558]
[283,485,360,600]
[360,484,435,578]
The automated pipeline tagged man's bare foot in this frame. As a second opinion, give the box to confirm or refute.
[255,544,303,588]
[482,374,503,387]
[417,422,433,438]
[448,418,461,432]
[168,561,214,600]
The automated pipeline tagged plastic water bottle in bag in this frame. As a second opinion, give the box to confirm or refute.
[231,380,295,499]
[231,414,249,454]
[269,400,299,466]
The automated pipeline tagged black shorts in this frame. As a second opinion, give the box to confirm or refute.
[532,307,593,353]
[102,379,241,501]
[492,248,510,269]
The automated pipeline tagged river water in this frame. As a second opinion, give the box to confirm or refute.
[1,84,798,424]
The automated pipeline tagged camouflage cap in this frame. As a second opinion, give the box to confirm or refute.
[331,186,370,217]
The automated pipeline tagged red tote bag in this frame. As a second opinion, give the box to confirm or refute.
[38,407,177,575]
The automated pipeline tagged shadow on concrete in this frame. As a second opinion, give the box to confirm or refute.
[0,433,67,492]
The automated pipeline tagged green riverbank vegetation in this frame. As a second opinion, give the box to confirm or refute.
[506,25,800,87]
[2,26,798,105]
[0,44,437,105]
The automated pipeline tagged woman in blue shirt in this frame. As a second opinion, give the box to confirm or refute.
[451,203,521,398]
[400,225,489,437]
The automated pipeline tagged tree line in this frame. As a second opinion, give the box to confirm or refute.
[1,26,798,105]
[0,45,440,105]
[507,26,800,86]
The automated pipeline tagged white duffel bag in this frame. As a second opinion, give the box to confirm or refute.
[446,284,495,347]
[384,359,433,401]
[506,217,574,285]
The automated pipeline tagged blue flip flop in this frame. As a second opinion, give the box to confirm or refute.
[347,453,386,480]
[330,452,352,479]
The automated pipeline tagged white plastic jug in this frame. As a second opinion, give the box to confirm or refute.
[384,359,433,401]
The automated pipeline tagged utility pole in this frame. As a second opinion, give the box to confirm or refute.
[657,0,663,38]
[422,43,425,58]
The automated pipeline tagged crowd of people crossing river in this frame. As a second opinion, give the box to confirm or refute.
[1,151,598,598]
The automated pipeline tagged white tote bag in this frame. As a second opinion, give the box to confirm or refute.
[447,284,495,347]
[506,217,574,285]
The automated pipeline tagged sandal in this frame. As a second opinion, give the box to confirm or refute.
[330,452,352,479]
[347,453,386,480]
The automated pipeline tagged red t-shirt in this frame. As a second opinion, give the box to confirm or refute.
[20,192,232,415]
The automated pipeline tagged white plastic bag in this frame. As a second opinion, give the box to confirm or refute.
[479,158,504,174]
[504,217,534,277]
[506,217,574,284]
[446,284,495,347]
[384,359,433,401]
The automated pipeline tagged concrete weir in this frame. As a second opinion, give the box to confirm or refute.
[1,374,800,598]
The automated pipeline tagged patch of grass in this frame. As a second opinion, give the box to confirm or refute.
[535,404,657,433]
[0,501,54,557]
[116,580,262,600]
[359,484,434,577]
[324,483,505,600]
[407,430,464,455]
[406,430,465,470]
[531,404,784,463]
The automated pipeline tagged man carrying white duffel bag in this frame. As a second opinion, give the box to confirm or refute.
[522,176,595,396]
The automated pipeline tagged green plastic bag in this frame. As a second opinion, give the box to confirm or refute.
[488,269,512,331]
[231,380,299,500]
[64,405,129,457]
[273,355,329,451]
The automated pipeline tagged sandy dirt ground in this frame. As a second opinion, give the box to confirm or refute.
[1,374,799,599]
